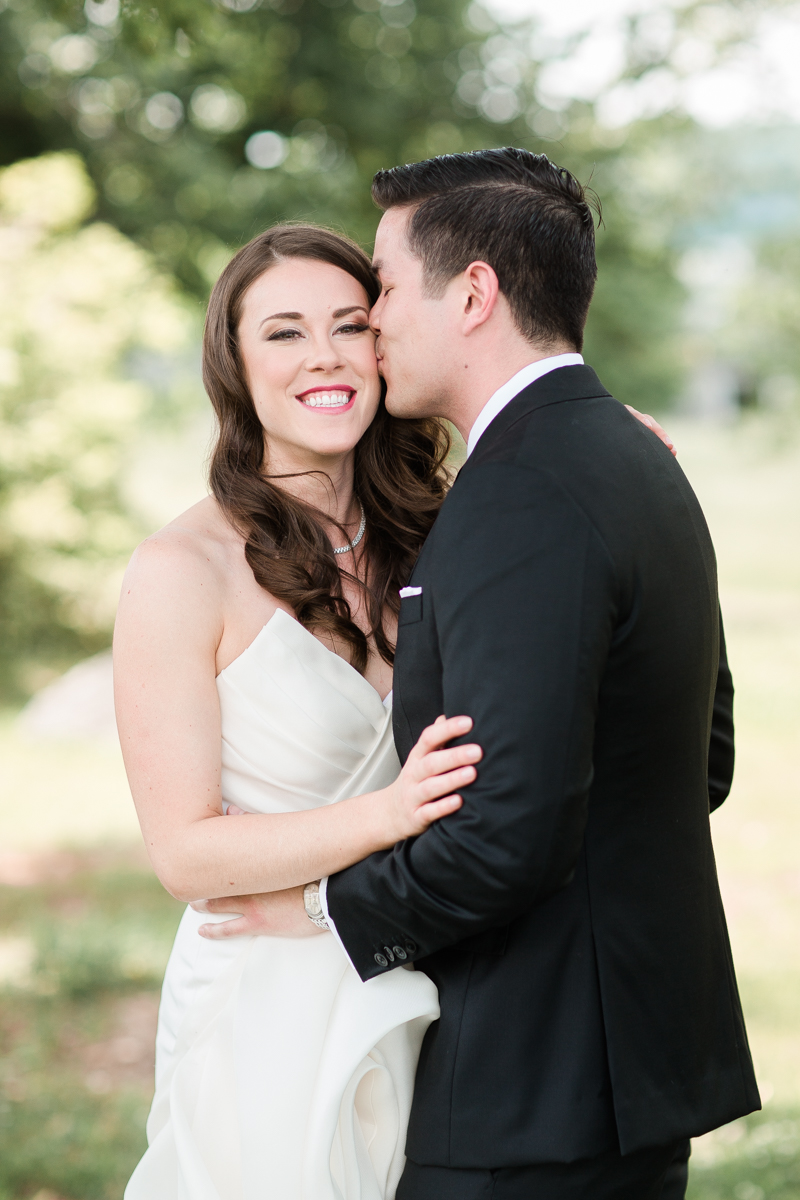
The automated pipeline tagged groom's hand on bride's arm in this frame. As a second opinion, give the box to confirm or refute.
[191,886,318,939]
[190,720,479,942]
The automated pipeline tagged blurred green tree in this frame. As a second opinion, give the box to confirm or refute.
[0,0,686,402]
[1,0,542,293]
[0,151,195,700]
[722,234,800,415]
[0,0,703,697]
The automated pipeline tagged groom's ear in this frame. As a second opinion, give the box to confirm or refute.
[461,260,500,335]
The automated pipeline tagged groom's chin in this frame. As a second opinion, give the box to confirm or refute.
[384,390,408,418]
[384,385,426,420]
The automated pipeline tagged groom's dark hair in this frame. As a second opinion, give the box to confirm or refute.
[372,148,598,352]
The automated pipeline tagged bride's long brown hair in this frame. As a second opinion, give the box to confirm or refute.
[203,224,451,673]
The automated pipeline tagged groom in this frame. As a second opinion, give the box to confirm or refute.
[208,149,760,1196]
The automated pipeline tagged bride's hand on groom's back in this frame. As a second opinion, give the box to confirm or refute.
[625,405,677,456]
[383,715,482,843]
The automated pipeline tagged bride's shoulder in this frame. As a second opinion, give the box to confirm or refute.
[123,496,240,602]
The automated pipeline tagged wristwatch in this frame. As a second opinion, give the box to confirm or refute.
[303,880,330,930]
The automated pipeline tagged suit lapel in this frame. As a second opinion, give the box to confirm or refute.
[461,364,612,476]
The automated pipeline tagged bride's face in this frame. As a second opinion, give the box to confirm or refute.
[237,258,381,467]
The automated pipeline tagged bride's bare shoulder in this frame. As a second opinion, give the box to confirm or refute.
[121,496,241,607]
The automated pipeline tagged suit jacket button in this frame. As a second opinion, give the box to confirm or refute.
[383,946,395,962]
[405,940,417,954]
[374,953,388,967]
[393,946,407,960]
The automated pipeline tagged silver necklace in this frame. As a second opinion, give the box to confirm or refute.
[332,501,366,556]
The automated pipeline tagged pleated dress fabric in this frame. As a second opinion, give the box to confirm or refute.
[125,610,440,1200]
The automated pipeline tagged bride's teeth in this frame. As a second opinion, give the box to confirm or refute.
[301,392,351,408]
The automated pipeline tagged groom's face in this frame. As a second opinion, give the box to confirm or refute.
[370,206,457,418]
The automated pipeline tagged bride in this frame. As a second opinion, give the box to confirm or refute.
[114,224,482,1200]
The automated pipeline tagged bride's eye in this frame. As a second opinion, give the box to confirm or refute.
[336,323,370,335]
[267,328,302,341]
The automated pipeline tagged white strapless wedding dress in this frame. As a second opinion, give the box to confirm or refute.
[125,610,439,1200]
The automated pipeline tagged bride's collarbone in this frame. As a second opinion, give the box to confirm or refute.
[204,527,393,693]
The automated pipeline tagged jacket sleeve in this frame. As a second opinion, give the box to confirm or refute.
[325,464,616,980]
[708,611,735,813]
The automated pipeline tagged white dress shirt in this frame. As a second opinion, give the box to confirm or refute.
[319,353,584,961]
[319,874,352,963]
[466,353,584,458]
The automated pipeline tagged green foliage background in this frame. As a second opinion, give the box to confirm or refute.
[0,0,695,699]
[4,0,799,702]
[0,152,197,700]
[0,0,686,384]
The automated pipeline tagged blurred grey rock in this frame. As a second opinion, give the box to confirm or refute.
[18,651,117,742]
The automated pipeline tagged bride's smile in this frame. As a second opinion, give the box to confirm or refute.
[297,386,356,411]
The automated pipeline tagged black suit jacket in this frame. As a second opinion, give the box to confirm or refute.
[326,366,759,1167]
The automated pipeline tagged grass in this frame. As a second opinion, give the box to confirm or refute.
[687,1113,800,1199]
[0,852,183,1200]
[0,414,798,1198]
[674,416,800,1199]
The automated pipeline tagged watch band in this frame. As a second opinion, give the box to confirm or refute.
[303,880,330,930]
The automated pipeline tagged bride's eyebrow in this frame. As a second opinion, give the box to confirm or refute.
[332,305,369,319]
[259,311,302,328]
[258,305,368,329]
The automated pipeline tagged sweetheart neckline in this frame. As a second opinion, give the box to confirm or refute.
[217,609,391,706]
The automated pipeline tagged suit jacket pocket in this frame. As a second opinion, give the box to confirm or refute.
[399,593,423,625]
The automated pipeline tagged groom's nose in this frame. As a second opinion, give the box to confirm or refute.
[368,297,382,334]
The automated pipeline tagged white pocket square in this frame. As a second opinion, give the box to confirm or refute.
[399,586,423,598]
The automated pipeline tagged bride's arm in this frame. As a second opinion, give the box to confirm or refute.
[114,533,479,904]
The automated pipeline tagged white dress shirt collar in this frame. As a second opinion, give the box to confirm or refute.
[465,353,585,458]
